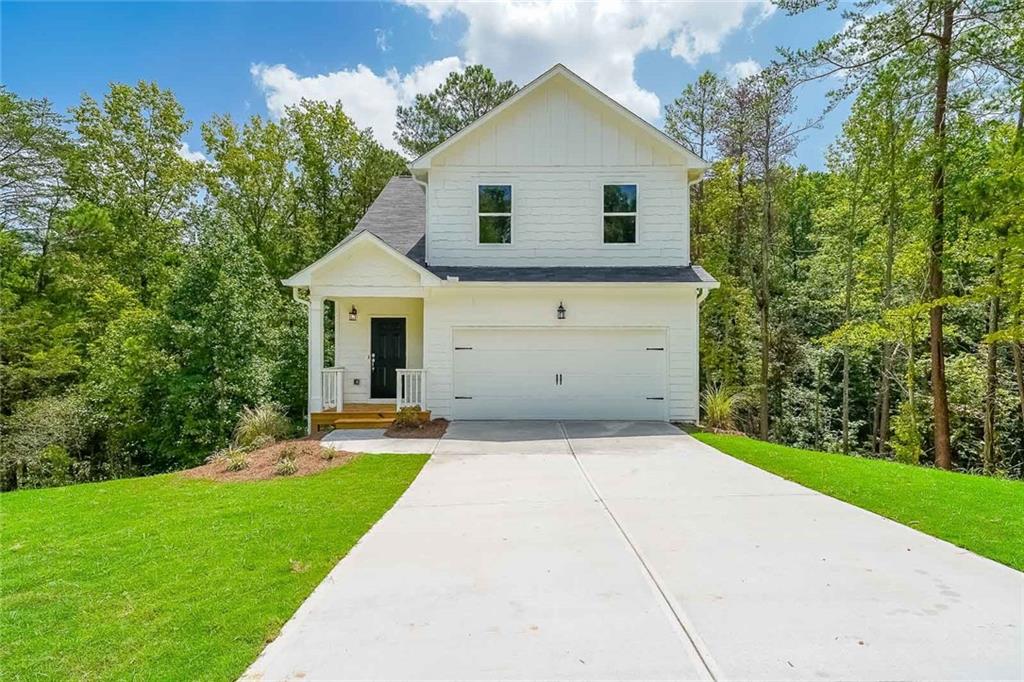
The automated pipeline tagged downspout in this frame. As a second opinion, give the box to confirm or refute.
[696,287,709,305]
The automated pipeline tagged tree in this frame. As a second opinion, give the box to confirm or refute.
[0,89,71,236]
[69,82,198,299]
[747,71,801,440]
[966,100,1024,471]
[286,100,406,266]
[779,0,1023,469]
[201,112,295,276]
[202,101,407,280]
[664,71,725,261]
[394,65,518,156]
[147,210,304,468]
[835,65,925,456]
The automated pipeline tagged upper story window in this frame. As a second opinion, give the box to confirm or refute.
[478,184,513,244]
[603,184,637,244]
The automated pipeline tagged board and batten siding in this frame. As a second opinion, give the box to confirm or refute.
[425,78,692,268]
[421,286,699,422]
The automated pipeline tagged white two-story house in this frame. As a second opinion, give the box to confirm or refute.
[283,64,718,431]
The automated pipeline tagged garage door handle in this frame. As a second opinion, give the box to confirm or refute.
[646,397,664,400]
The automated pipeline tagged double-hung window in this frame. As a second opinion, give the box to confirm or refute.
[478,184,513,244]
[603,183,637,244]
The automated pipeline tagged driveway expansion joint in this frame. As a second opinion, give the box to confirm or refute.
[558,421,720,682]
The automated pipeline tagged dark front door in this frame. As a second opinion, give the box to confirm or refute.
[370,318,406,399]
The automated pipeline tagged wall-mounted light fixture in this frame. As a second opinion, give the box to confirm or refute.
[557,301,566,320]
[348,305,358,321]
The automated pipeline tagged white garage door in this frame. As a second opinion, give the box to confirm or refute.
[452,328,667,420]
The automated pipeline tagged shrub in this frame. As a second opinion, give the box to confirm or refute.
[891,400,923,465]
[392,406,426,429]
[36,445,73,487]
[0,392,96,490]
[233,403,291,448]
[275,456,297,476]
[273,445,298,476]
[205,449,228,465]
[700,383,744,431]
[224,447,249,472]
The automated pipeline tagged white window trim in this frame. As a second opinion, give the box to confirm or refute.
[476,182,514,246]
[602,182,639,245]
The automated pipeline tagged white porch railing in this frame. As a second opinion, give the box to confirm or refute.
[321,367,345,410]
[397,369,427,410]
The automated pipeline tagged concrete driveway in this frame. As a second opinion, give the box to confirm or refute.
[245,421,1023,681]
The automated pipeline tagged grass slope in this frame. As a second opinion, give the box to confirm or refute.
[1,454,429,680]
[693,432,1024,572]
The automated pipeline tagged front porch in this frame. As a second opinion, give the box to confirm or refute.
[307,294,427,433]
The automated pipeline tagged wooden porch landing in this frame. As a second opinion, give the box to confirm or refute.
[312,403,431,432]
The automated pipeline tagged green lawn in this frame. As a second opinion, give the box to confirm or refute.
[0,454,429,681]
[692,432,1024,572]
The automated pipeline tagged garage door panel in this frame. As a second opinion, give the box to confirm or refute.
[456,328,660,348]
[452,328,667,420]
[454,399,662,420]
[561,373,663,396]
[452,372,548,396]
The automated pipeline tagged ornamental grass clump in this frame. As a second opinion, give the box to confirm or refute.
[274,446,298,476]
[224,447,249,472]
[274,457,297,476]
[233,403,291,449]
[700,383,744,431]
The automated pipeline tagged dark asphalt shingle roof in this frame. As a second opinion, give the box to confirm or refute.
[351,176,717,284]
[344,176,427,263]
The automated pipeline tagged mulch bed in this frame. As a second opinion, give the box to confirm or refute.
[385,418,449,439]
[182,440,357,482]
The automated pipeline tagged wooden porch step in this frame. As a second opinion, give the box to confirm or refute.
[312,402,431,432]
[341,403,397,415]
[332,416,395,430]
[327,403,396,430]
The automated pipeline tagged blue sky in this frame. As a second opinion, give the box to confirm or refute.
[3,1,849,168]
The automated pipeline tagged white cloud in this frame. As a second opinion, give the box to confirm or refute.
[725,58,762,84]
[374,28,390,52]
[177,141,206,163]
[250,0,772,146]
[250,57,463,150]
[403,0,772,121]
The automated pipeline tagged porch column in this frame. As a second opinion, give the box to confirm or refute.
[308,293,324,414]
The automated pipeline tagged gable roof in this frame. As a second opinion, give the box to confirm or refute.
[409,63,709,174]
[280,192,436,288]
